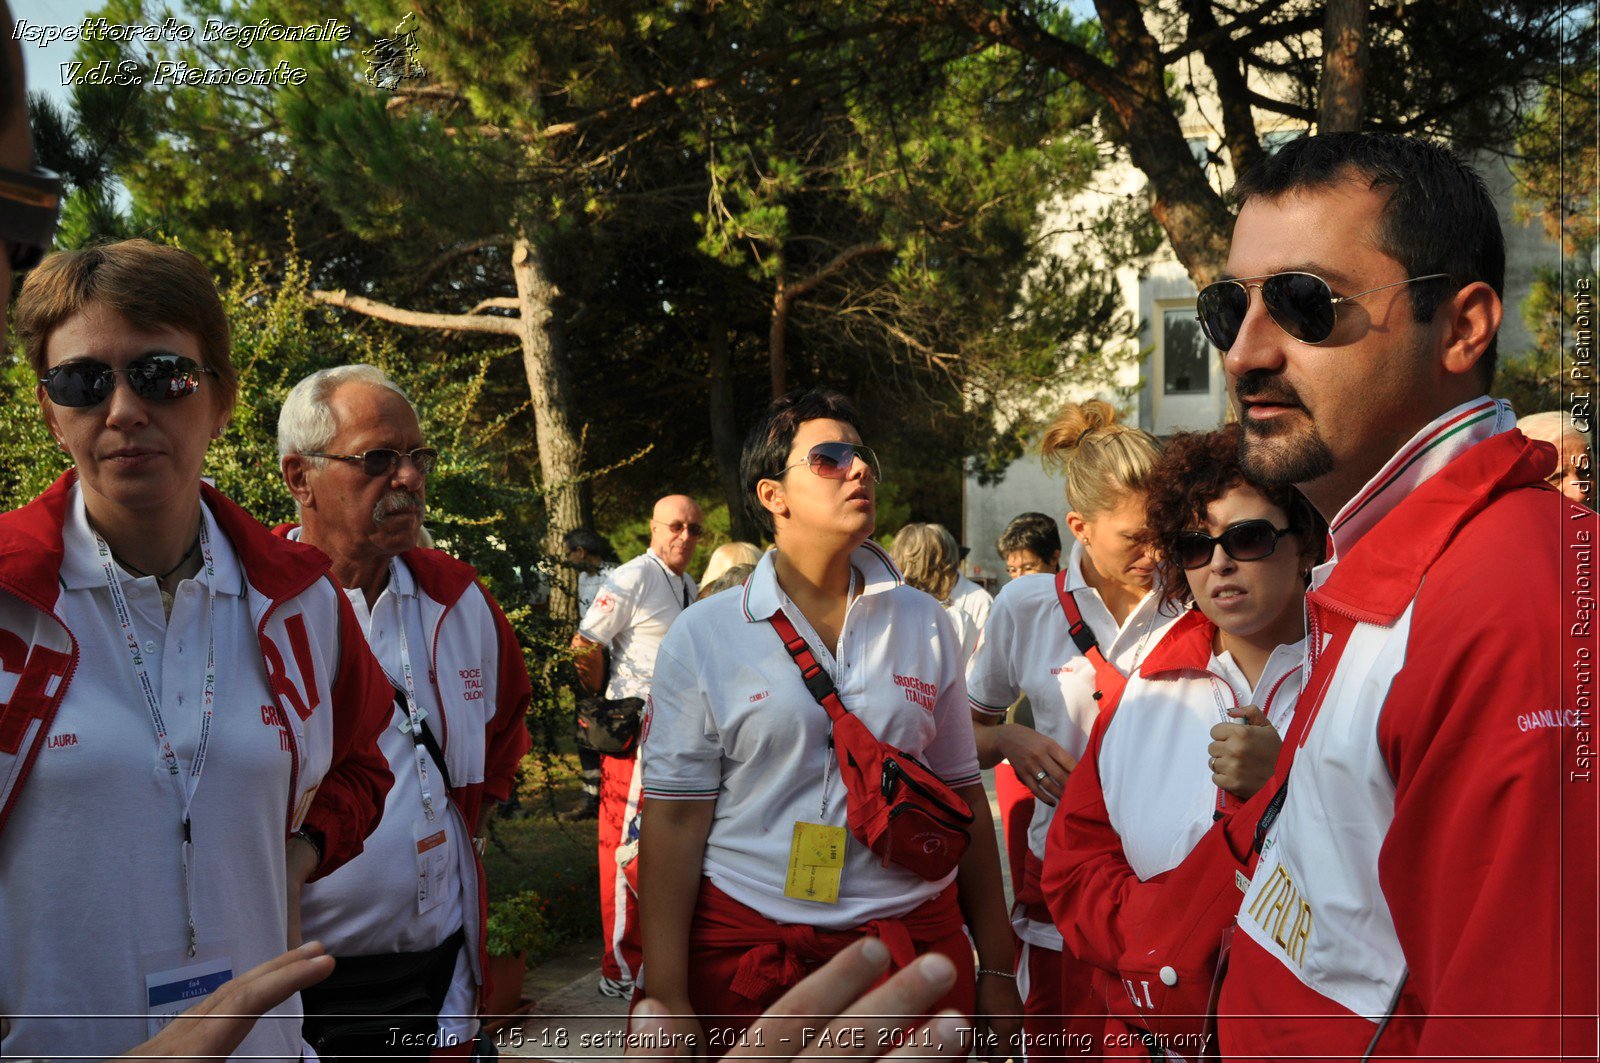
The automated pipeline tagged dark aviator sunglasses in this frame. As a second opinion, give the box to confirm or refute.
[1195,271,1450,351]
[1173,519,1294,571]
[302,447,440,478]
[40,353,218,408]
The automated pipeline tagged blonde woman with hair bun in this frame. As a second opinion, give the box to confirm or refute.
[891,523,980,661]
[699,540,765,589]
[964,397,1180,1048]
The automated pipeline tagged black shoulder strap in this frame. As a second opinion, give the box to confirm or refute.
[393,684,454,792]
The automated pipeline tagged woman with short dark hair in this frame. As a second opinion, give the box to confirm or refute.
[638,388,1021,1058]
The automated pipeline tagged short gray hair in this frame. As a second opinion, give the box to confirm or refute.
[1518,410,1586,447]
[278,364,413,464]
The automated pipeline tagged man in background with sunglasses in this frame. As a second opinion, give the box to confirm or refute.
[276,364,532,1056]
[1206,134,1595,1057]
[571,494,702,999]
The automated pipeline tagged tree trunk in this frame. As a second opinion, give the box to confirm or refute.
[1318,0,1369,133]
[511,234,586,621]
[707,317,761,543]
[770,278,790,397]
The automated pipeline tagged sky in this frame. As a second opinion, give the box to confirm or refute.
[14,0,101,109]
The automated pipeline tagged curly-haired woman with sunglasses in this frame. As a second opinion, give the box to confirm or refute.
[0,240,393,1060]
[1040,424,1324,1054]
[637,388,1021,1060]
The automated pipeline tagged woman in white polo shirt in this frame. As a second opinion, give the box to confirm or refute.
[638,388,1021,1059]
[964,399,1177,1047]
[0,240,392,1061]
[1041,424,1323,1053]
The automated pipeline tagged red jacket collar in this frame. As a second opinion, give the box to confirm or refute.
[1313,431,1555,626]
[271,522,477,608]
[0,471,330,611]
[1138,607,1217,679]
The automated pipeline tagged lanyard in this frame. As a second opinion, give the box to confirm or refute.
[815,567,856,820]
[389,561,438,823]
[648,553,691,610]
[96,519,218,958]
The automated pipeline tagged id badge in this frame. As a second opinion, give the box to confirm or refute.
[142,941,234,1038]
[415,818,452,916]
[784,821,846,904]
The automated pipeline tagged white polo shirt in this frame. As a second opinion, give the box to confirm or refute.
[296,548,475,1043]
[577,563,616,615]
[0,485,303,1061]
[641,542,982,929]
[1098,635,1304,881]
[949,574,992,634]
[578,549,695,700]
[943,600,982,663]
[964,543,1178,947]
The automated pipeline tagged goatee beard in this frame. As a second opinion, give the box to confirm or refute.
[1237,414,1336,486]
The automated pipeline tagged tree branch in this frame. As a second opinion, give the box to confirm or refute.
[311,289,522,336]
[1162,0,1298,64]
[1181,0,1264,176]
[784,242,895,301]
[407,237,511,295]
[469,296,521,315]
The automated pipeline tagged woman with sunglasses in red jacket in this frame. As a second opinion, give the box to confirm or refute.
[0,240,393,1061]
[637,388,1021,1060]
[1041,424,1325,1057]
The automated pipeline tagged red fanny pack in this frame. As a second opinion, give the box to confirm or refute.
[768,609,974,880]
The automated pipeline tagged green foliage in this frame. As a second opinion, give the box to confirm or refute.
[484,889,556,959]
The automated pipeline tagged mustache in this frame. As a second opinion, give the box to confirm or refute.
[373,490,425,525]
[1233,370,1306,409]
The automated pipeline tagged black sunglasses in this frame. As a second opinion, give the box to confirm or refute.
[303,447,439,477]
[0,165,63,272]
[1195,271,1450,351]
[778,441,882,483]
[1174,519,1294,570]
[40,353,218,408]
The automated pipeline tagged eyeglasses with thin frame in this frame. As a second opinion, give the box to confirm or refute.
[651,519,705,538]
[1005,558,1050,578]
[40,353,218,408]
[777,441,881,484]
[1173,519,1294,570]
[1195,271,1451,351]
[303,447,439,478]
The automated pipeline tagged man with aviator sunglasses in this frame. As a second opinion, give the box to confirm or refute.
[571,493,702,999]
[1203,134,1595,1058]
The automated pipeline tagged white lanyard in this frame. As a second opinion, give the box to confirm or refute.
[818,567,857,820]
[96,519,218,958]
[389,561,438,823]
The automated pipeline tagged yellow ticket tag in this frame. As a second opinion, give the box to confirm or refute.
[784,821,846,904]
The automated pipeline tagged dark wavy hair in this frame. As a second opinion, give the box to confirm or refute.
[1143,424,1327,607]
[740,387,863,537]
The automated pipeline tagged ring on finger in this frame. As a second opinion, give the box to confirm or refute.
[1209,757,1218,771]
[1034,770,1050,782]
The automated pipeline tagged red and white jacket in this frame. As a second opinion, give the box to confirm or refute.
[1218,398,1599,1059]
[277,526,532,1010]
[0,471,393,866]
[1042,609,1301,1029]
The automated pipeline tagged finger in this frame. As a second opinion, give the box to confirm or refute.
[626,999,689,1060]
[1230,704,1271,726]
[792,951,959,1060]
[1207,738,1228,760]
[734,938,892,1055]
[1048,747,1079,774]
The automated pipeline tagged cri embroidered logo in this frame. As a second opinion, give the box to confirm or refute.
[595,592,615,614]
[260,704,293,752]
[639,696,654,746]
[893,673,936,713]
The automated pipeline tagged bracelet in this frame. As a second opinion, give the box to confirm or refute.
[292,827,324,866]
[976,967,1016,979]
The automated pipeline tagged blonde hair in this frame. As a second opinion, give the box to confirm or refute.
[891,523,960,604]
[701,541,764,587]
[1518,410,1586,447]
[1039,399,1162,517]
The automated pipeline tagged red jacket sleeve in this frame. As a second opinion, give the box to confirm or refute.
[301,585,395,880]
[1374,508,1597,1057]
[480,585,532,809]
[1043,693,1163,974]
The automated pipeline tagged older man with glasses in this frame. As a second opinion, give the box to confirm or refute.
[571,494,702,999]
[274,364,532,1058]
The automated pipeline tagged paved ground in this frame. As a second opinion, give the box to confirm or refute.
[487,777,1012,1061]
